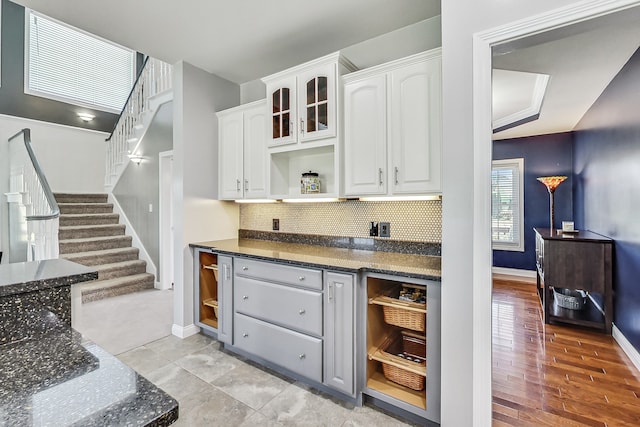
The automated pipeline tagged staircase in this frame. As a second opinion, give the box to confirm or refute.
[55,193,155,303]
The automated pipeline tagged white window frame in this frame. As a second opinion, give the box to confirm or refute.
[24,9,135,113]
[491,158,524,252]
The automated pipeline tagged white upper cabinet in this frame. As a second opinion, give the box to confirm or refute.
[343,74,388,196]
[268,75,297,146]
[263,52,356,149]
[390,56,442,194]
[298,62,336,143]
[218,100,267,200]
[343,49,442,197]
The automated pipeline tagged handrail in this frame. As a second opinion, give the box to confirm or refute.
[8,128,60,221]
[106,55,150,141]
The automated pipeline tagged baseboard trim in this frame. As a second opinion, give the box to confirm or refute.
[172,323,200,339]
[108,194,158,283]
[613,324,640,373]
[492,267,536,283]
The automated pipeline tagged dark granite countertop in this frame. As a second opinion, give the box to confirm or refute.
[190,238,441,281]
[0,258,98,297]
[0,327,178,426]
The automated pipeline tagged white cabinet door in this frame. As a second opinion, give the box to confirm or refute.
[390,55,442,194]
[343,74,387,196]
[243,103,267,199]
[267,76,297,146]
[324,271,354,396]
[217,255,233,344]
[218,111,244,200]
[297,63,336,142]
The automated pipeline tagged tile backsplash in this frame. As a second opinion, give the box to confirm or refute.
[239,200,441,243]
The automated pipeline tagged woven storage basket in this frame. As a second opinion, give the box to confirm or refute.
[382,304,426,332]
[553,287,587,310]
[380,332,426,391]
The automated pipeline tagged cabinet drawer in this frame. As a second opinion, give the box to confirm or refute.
[235,276,323,336]
[234,258,322,290]
[234,313,322,383]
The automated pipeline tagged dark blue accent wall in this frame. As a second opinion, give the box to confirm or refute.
[492,133,574,270]
[573,47,640,351]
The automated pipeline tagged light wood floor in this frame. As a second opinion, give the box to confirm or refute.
[492,279,640,426]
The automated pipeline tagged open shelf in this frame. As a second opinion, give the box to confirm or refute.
[366,276,427,411]
[269,144,337,198]
[199,252,218,330]
[547,291,606,330]
[367,371,426,410]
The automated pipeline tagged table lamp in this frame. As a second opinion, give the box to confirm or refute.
[537,176,567,231]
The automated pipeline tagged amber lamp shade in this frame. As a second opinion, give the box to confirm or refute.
[537,176,567,231]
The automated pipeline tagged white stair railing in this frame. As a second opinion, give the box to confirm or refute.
[7,128,60,262]
[105,57,173,188]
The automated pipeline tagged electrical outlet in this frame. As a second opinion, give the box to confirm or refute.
[272,218,280,231]
[369,222,379,237]
[380,222,390,238]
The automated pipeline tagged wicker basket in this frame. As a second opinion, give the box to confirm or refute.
[382,304,426,332]
[380,332,426,391]
[553,287,587,310]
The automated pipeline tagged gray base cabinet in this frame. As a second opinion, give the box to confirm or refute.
[193,250,439,424]
[193,249,233,344]
[324,271,355,395]
[217,255,233,344]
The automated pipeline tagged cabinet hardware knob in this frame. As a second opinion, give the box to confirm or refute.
[242,266,248,271]
[299,309,306,315]
[300,119,305,134]
[242,333,248,338]
[298,276,305,281]
[378,168,383,185]
[244,179,248,192]
[236,179,241,191]
[298,354,306,359]
[242,295,248,300]
[394,167,399,185]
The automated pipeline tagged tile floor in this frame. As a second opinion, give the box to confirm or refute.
[73,287,417,426]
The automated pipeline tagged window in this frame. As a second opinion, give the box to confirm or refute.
[492,158,524,251]
[25,10,135,112]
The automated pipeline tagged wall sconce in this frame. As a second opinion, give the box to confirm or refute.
[128,154,144,165]
[537,175,567,231]
[77,113,95,122]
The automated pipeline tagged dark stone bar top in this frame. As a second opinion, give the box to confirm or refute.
[0,258,97,297]
[190,238,441,281]
[0,259,178,426]
[0,328,179,426]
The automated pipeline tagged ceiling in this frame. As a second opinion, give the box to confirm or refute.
[11,0,440,84]
[492,6,640,140]
[11,1,640,140]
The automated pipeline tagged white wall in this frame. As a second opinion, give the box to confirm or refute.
[0,114,106,193]
[172,61,240,337]
[440,1,588,426]
[0,114,106,261]
[239,16,442,104]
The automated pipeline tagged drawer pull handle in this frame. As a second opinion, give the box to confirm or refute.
[298,276,305,281]
[242,333,249,338]
[299,353,306,360]
[242,266,248,271]
[242,295,249,300]
[299,309,306,315]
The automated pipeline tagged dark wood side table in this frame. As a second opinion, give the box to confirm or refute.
[534,227,613,334]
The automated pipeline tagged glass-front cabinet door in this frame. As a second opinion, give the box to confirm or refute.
[267,76,297,146]
[298,63,335,142]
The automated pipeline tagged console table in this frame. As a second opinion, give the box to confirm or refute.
[534,228,613,334]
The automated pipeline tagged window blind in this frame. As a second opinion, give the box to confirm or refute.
[492,158,524,251]
[26,11,135,112]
